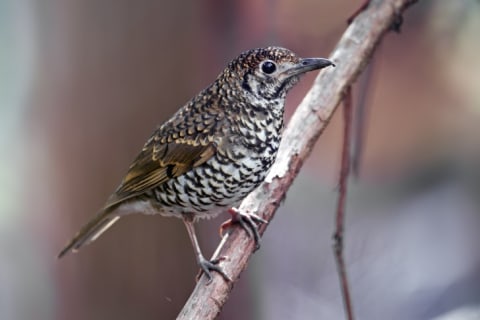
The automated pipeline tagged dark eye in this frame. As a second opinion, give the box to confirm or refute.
[261,60,277,74]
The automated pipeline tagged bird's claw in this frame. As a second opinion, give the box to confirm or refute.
[220,208,268,250]
[196,255,231,284]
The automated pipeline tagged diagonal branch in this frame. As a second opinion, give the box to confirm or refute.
[177,0,420,319]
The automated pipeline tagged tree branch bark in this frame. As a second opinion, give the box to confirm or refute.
[177,0,420,319]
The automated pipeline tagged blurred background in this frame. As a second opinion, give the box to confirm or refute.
[1,0,480,319]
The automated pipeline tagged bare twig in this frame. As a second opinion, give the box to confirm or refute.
[334,86,354,320]
[352,52,377,178]
[177,0,420,319]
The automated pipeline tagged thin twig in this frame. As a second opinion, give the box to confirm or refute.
[352,51,377,178]
[177,0,420,319]
[334,86,354,320]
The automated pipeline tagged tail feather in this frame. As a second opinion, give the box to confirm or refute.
[58,210,120,258]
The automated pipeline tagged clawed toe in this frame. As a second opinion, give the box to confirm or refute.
[197,255,231,284]
[220,208,268,250]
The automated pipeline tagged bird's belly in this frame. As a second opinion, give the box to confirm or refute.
[148,151,276,219]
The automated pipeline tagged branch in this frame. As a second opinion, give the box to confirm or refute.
[177,0,419,319]
[334,86,354,320]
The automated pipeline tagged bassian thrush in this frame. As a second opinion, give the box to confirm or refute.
[58,47,334,281]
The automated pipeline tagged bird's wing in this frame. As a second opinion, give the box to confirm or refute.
[103,98,225,209]
[104,132,217,209]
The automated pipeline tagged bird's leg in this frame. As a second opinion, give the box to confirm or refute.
[220,208,268,250]
[182,216,231,283]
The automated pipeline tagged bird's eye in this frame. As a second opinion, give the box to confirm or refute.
[261,61,277,74]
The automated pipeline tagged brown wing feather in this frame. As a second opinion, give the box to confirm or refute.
[103,92,224,209]
[104,134,217,209]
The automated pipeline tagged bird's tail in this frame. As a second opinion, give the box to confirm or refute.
[58,209,120,258]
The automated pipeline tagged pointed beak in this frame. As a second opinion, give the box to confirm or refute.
[284,58,335,77]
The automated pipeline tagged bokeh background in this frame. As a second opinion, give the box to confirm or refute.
[1,1,480,319]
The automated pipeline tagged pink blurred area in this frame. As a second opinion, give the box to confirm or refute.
[3,1,480,319]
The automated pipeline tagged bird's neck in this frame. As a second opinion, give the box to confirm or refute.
[228,97,285,142]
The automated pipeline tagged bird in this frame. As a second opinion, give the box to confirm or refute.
[58,46,334,282]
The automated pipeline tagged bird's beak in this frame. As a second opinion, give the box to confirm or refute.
[284,58,335,77]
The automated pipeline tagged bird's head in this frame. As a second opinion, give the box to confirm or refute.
[223,46,334,101]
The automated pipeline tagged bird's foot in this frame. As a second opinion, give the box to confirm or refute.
[196,255,231,284]
[220,208,268,250]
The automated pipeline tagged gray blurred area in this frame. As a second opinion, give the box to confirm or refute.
[1,1,480,319]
